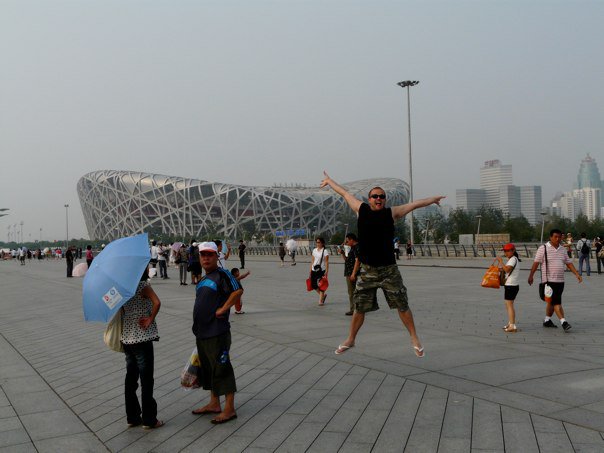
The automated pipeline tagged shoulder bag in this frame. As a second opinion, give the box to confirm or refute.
[481,259,501,289]
[538,245,553,302]
[104,308,124,352]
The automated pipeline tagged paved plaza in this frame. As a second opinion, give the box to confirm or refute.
[1,255,604,452]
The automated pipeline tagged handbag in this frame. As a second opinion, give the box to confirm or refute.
[318,276,329,291]
[306,277,313,292]
[103,308,124,352]
[481,260,501,289]
[537,244,553,303]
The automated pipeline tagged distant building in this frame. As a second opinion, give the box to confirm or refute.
[480,160,512,206]
[520,186,542,225]
[457,160,542,220]
[498,185,521,218]
[456,189,486,211]
[577,154,603,206]
[557,188,601,221]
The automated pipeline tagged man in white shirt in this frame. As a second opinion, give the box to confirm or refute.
[157,242,169,279]
[528,228,582,331]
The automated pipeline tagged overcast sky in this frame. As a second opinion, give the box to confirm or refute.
[1,0,603,241]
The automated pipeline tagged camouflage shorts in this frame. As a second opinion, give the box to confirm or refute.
[353,263,409,313]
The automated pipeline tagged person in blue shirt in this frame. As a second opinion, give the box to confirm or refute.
[191,242,242,424]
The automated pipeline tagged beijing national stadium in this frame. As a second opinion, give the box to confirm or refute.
[77,170,409,241]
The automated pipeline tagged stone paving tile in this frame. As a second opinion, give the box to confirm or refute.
[3,259,604,451]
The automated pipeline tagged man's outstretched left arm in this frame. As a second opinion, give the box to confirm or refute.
[391,196,446,220]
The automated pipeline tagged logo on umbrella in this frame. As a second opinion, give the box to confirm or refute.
[103,287,123,309]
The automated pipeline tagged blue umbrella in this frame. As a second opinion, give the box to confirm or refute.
[82,233,150,322]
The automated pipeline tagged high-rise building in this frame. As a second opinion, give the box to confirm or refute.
[499,185,521,218]
[456,189,487,211]
[577,154,603,207]
[520,186,542,225]
[574,187,601,220]
[480,160,513,206]
[559,192,578,221]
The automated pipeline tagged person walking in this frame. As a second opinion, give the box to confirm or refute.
[595,237,603,275]
[214,240,231,269]
[191,242,242,424]
[497,243,520,332]
[85,245,94,268]
[309,237,329,305]
[528,229,582,331]
[393,239,400,260]
[321,171,444,358]
[576,232,591,277]
[65,246,74,277]
[278,242,286,266]
[149,241,159,277]
[238,240,246,269]
[406,240,413,260]
[177,243,189,285]
[157,242,169,279]
[121,268,163,429]
[188,240,202,284]
[340,233,360,316]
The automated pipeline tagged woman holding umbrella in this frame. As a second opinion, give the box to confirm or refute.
[121,267,164,429]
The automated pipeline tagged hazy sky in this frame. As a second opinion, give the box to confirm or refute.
[2,0,603,241]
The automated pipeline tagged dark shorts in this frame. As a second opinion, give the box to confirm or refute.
[195,331,237,396]
[353,263,409,313]
[504,285,519,301]
[540,282,564,306]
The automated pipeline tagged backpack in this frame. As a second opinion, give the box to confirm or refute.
[580,240,590,255]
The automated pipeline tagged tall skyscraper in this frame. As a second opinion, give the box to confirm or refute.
[574,188,601,220]
[577,154,603,206]
[499,185,521,218]
[520,186,542,225]
[456,189,487,211]
[480,160,512,206]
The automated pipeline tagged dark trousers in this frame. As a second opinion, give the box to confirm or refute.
[66,261,73,277]
[124,341,157,426]
[239,252,245,269]
[158,260,168,278]
[597,256,604,274]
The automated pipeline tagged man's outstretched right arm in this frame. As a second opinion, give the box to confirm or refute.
[320,171,362,213]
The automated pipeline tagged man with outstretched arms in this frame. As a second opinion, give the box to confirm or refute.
[321,171,445,357]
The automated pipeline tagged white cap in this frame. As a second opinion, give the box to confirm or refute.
[198,242,218,254]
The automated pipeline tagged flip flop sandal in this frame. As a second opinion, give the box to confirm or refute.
[335,344,353,355]
[192,408,221,415]
[413,346,425,358]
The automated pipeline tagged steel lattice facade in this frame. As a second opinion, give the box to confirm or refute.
[77,170,409,241]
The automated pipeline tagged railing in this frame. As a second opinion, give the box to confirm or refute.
[244,243,593,259]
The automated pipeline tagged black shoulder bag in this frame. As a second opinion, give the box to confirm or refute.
[538,245,549,301]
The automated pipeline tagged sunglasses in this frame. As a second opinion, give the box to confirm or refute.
[370,194,386,199]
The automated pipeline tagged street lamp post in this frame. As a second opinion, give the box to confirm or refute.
[423,219,430,244]
[540,211,547,243]
[64,204,69,249]
[397,80,419,247]
[475,215,482,245]
[20,221,23,245]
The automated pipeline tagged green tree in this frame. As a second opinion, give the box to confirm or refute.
[503,215,535,242]
[447,208,475,242]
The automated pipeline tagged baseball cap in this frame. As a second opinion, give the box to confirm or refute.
[198,242,218,254]
[501,243,515,251]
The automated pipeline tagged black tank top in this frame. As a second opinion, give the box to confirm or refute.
[357,203,396,266]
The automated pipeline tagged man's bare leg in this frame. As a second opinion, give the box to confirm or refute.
[192,393,221,414]
[398,309,422,351]
[553,304,565,320]
[212,393,236,423]
[339,312,365,348]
